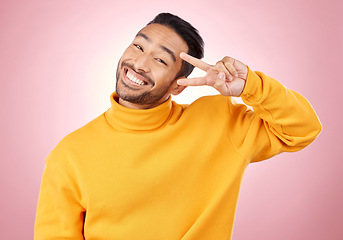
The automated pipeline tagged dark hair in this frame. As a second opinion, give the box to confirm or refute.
[147,13,204,78]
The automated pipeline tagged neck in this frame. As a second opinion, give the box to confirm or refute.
[105,92,175,131]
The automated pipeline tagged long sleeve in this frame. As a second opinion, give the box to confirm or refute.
[34,145,86,240]
[227,68,322,163]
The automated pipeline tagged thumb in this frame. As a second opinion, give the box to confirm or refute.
[218,72,225,80]
[214,72,229,95]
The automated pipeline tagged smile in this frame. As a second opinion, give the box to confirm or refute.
[126,70,147,86]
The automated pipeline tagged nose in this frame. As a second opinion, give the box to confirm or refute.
[133,54,151,73]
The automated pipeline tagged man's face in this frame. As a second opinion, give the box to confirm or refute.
[116,23,188,109]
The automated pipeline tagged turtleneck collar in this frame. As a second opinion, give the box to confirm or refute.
[105,92,174,131]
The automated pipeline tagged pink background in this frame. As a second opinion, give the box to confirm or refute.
[1,0,342,239]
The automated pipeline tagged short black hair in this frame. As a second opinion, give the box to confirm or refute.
[148,13,204,78]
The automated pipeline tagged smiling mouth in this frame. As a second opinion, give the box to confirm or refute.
[125,69,148,86]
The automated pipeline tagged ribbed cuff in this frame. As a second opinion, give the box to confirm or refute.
[240,67,264,105]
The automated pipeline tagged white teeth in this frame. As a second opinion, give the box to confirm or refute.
[126,71,145,85]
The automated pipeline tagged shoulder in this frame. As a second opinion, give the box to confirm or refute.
[65,114,106,143]
[175,94,253,124]
[170,95,232,126]
[47,113,108,161]
[187,94,228,108]
[183,94,237,115]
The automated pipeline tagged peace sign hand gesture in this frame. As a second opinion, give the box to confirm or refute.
[177,52,248,97]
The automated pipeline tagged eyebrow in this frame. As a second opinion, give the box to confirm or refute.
[136,32,176,62]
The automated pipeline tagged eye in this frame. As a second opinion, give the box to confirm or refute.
[156,58,167,66]
[133,44,143,51]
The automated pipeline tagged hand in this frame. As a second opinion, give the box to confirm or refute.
[177,52,248,96]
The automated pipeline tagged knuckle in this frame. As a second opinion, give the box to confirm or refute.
[214,61,222,68]
[208,67,216,74]
[222,56,231,62]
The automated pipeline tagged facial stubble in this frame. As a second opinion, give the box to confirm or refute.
[115,61,175,106]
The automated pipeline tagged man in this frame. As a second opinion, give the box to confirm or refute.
[34,13,321,240]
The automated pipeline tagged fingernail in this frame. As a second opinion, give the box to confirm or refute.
[219,72,225,79]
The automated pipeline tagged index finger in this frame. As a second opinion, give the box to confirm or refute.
[180,52,212,72]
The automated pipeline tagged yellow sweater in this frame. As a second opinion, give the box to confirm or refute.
[34,69,321,240]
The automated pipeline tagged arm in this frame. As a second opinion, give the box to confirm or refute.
[177,53,322,162]
[228,68,321,162]
[34,146,86,239]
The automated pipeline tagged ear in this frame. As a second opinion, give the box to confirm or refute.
[169,77,187,96]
